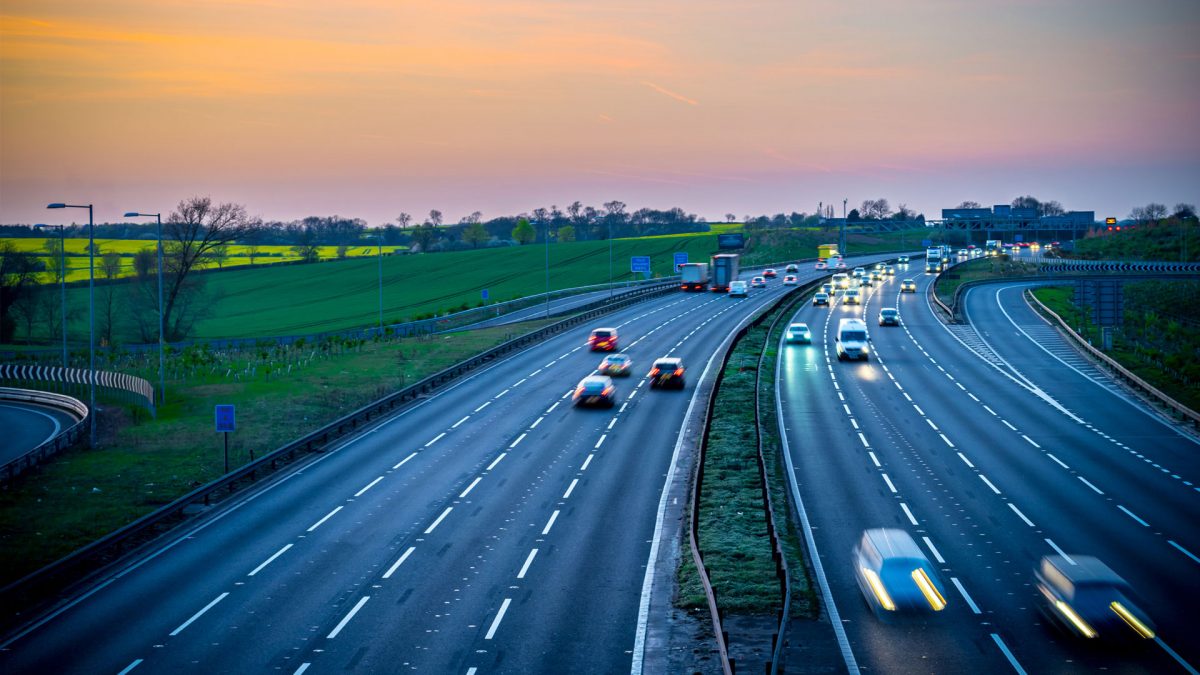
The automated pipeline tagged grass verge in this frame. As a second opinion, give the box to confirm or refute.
[0,319,554,586]
[676,291,816,618]
[933,256,1040,306]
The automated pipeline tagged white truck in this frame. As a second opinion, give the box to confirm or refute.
[679,263,709,291]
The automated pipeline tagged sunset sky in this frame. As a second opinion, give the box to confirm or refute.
[2,0,1198,226]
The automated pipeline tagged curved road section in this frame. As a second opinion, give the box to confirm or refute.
[778,266,1199,673]
[0,401,76,465]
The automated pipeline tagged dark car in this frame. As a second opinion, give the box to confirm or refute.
[648,357,686,389]
[588,327,618,352]
[1035,555,1156,642]
[812,292,830,306]
[878,308,900,326]
[785,264,799,274]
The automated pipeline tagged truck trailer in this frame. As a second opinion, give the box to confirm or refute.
[679,263,709,291]
[710,254,740,292]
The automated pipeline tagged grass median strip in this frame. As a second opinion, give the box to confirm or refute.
[677,293,816,618]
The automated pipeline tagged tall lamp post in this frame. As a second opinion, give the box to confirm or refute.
[542,220,550,318]
[34,223,68,369]
[47,202,95,447]
[376,228,384,333]
[124,211,165,408]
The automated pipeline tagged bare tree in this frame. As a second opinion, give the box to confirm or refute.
[98,251,122,345]
[1173,203,1197,220]
[396,212,412,229]
[860,198,892,220]
[725,213,736,223]
[207,242,231,269]
[246,244,261,265]
[427,210,443,227]
[161,196,259,341]
[1130,203,1168,223]
[955,201,982,209]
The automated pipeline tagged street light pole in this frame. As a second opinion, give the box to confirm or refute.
[125,211,165,408]
[544,220,550,318]
[35,224,68,369]
[48,202,95,447]
[377,228,384,333]
[608,220,613,298]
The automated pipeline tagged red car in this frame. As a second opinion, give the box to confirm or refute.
[588,327,618,352]
[763,268,778,278]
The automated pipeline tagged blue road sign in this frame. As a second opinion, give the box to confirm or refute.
[215,404,236,432]
[481,288,489,300]
[631,256,651,274]
[673,252,688,268]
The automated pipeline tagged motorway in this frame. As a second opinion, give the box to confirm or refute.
[0,401,76,465]
[778,263,1199,673]
[0,256,893,675]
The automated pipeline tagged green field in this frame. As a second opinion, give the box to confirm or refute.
[9,227,922,345]
[5,238,407,284]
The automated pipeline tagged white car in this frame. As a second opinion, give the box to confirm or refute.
[843,288,861,305]
[783,274,799,286]
[728,280,748,297]
[785,322,812,344]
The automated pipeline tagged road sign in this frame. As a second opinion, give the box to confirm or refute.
[717,233,744,250]
[631,256,651,274]
[481,288,489,300]
[215,404,236,432]
[673,252,688,269]
[1105,217,1117,226]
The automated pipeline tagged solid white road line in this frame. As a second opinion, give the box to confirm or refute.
[517,549,538,579]
[951,577,981,614]
[484,598,512,640]
[460,477,482,498]
[542,510,559,535]
[991,633,1028,675]
[170,592,229,636]
[307,506,343,532]
[393,452,417,470]
[327,596,370,639]
[383,547,416,579]
[424,507,453,534]
[248,543,293,577]
[563,478,579,499]
[486,453,506,471]
[354,476,384,497]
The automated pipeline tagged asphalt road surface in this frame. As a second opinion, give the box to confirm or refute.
[0,401,76,465]
[778,266,1199,674]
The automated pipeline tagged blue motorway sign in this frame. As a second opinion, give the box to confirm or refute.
[631,256,651,274]
[215,404,236,433]
[673,252,688,268]
[481,288,489,300]
[717,233,745,249]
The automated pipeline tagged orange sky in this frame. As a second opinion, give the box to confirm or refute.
[2,0,1198,224]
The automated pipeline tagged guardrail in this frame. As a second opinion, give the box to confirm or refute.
[1025,290,1200,430]
[0,388,88,486]
[0,364,155,413]
[0,279,678,620]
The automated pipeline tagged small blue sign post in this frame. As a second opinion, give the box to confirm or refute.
[481,288,489,301]
[216,404,235,473]
[673,252,688,270]
[631,256,651,278]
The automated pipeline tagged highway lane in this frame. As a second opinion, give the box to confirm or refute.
[0,401,75,464]
[8,255,919,674]
[778,266,1198,674]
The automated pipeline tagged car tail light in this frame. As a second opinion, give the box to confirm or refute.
[602,386,614,396]
[674,368,684,376]
[649,368,660,377]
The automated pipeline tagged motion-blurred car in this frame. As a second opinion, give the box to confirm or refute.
[785,322,812,344]
[729,280,748,297]
[834,260,848,270]
[597,353,632,377]
[588,327,619,352]
[815,261,828,270]
[648,357,686,389]
[854,529,948,614]
[820,282,835,294]
[812,292,830,306]
[763,268,778,278]
[783,274,798,286]
[843,288,861,305]
[1035,555,1156,642]
[900,279,917,293]
[573,375,617,408]
[750,276,767,288]
[785,264,799,273]
[925,262,941,274]
[852,267,866,278]
[884,265,895,276]
[897,255,910,264]
[859,276,874,288]
[878,308,900,326]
